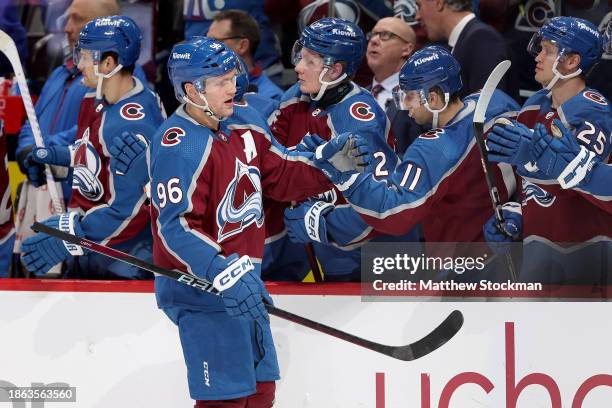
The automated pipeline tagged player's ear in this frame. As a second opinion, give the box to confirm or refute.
[561,53,581,73]
[184,82,199,101]
[328,62,344,81]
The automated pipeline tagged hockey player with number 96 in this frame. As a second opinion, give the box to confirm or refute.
[149,37,331,406]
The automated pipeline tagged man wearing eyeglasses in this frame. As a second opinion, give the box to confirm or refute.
[208,10,283,101]
[366,16,422,155]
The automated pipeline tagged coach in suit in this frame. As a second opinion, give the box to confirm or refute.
[416,0,516,100]
[366,17,425,155]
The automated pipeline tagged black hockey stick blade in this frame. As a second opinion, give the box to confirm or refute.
[270,306,463,361]
[32,222,463,361]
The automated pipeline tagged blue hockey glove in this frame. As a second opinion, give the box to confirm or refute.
[284,201,334,244]
[31,145,72,167]
[532,120,597,189]
[483,202,522,243]
[22,151,47,187]
[108,132,148,179]
[21,212,85,275]
[487,119,537,170]
[207,254,270,323]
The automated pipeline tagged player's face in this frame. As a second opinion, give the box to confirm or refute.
[416,0,444,42]
[202,69,237,118]
[294,48,326,94]
[405,91,432,125]
[76,49,98,87]
[534,40,559,86]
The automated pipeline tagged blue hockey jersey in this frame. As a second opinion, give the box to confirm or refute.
[267,82,400,278]
[334,90,520,243]
[68,78,165,246]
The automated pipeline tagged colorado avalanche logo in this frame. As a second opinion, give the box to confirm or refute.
[419,128,445,139]
[216,158,264,242]
[515,0,554,32]
[120,102,145,120]
[349,102,375,121]
[161,127,186,147]
[72,139,104,201]
[523,181,555,207]
[583,91,608,106]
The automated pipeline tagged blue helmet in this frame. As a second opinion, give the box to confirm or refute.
[234,56,250,101]
[528,16,602,71]
[76,16,141,67]
[398,46,462,97]
[292,17,366,76]
[168,37,242,103]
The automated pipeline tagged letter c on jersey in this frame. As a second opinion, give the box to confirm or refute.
[161,127,186,147]
[350,102,375,121]
[120,102,146,120]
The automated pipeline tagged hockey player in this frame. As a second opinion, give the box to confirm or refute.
[298,46,520,262]
[150,37,330,406]
[20,16,165,278]
[484,17,611,284]
[269,18,401,281]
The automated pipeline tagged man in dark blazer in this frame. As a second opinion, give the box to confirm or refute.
[366,16,425,155]
[416,0,517,100]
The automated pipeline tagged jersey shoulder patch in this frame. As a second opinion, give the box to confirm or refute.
[581,90,608,107]
[349,101,376,121]
[419,128,445,139]
[119,102,146,120]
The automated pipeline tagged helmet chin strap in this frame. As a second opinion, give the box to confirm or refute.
[311,67,348,101]
[94,63,123,105]
[545,56,582,92]
[422,91,450,128]
[182,94,228,122]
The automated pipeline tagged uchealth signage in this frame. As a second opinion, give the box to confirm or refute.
[0,280,609,407]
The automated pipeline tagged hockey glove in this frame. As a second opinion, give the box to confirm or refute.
[18,146,47,187]
[483,202,522,243]
[21,212,84,275]
[208,254,270,323]
[109,132,149,180]
[316,132,370,172]
[31,145,72,167]
[532,120,597,189]
[487,119,537,170]
[284,200,334,244]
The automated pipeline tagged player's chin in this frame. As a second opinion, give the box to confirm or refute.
[220,100,234,116]
[299,82,317,94]
[535,72,549,86]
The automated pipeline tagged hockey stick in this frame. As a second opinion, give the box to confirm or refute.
[305,243,324,282]
[473,60,518,282]
[0,30,65,214]
[32,221,464,361]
